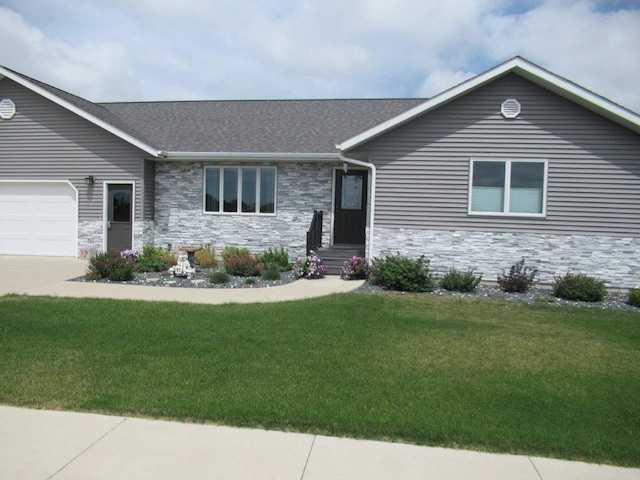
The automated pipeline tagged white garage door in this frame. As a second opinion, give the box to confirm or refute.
[0,181,77,256]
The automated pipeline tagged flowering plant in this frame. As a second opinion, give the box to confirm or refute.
[120,249,140,263]
[340,256,370,280]
[293,251,327,279]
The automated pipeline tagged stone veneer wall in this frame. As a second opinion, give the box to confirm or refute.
[78,220,150,257]
[374,227,640,288]
[142,220,155,247]
[78,220,103,256]
[133,221,145,251]
[154,161,334,258]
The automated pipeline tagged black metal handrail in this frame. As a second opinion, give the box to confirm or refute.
[306,210,323,255]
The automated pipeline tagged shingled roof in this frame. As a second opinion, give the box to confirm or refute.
[100,98,425,153]
[1,64,425,155]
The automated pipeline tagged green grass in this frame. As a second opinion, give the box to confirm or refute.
[1,293,639,466]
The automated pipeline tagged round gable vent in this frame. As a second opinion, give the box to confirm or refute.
[501,99,521,119]
[0,98,16,120]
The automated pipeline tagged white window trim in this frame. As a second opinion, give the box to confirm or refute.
[202,165,277,216]
[468,159,548,217]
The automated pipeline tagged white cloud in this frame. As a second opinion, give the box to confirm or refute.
[0,0,638,113]
[480,1,640,111]
[416,70,477,98]
[0,6,140,101]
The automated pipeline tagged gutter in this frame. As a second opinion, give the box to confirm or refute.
[337,150,376,262]
[162,151,339,162]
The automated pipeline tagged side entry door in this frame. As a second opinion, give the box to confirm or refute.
[106,184,132,252]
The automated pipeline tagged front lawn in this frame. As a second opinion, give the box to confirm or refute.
[1,294,638,466]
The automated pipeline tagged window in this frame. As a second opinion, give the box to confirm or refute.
[204,166,276,214]
[469,160,546,215]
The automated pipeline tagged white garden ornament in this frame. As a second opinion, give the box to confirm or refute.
[168,252,196,278]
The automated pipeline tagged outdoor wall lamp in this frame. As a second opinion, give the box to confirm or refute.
[84,175,95,185]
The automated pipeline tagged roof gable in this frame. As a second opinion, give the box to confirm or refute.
[0,66,161,157]
[337,57,640,152]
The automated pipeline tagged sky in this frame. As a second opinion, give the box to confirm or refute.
[0,0,639,113]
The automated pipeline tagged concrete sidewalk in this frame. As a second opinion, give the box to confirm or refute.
[1,406,638,480]
[0,256,364,303]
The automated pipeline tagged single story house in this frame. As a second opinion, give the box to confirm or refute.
[1,57,639,286]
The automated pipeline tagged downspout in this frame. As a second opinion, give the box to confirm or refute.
[337,150,376,262]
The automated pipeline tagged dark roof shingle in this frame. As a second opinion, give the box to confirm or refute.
[101,98,426,153]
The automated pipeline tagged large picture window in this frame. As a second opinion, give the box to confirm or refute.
[469,160,546,215]
[204,166,276,214]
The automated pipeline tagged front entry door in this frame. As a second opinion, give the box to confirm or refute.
[106,184,133,252]
[334,170,368,245]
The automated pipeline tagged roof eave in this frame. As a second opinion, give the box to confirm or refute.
[337,57,640,151]
[0,67,162,157]
[162,151,340,161]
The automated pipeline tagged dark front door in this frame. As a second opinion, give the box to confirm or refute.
[107,184,133,252]
[334,170,367,245]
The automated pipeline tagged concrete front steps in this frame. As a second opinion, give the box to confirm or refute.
[317,245,365,275]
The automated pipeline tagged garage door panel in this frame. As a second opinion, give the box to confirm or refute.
[0,198,29,214]
[0,182,77,257]
[35,215,76,233]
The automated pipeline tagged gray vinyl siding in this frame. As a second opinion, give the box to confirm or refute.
[355,73,640,237]
[0,78,149,222]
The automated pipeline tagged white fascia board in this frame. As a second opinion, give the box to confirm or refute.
[163,151,340,161]
[512,64,640,134]
[0,68,161,157]
[338,57,640,151]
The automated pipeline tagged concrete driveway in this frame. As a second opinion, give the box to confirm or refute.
[0,255,363,303]
[0,256,87,295]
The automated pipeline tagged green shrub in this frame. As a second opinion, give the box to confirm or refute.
[497,259,537,293]
[628,288,640,307]
[85,251,121,280]
[260,247,291,272]
[244,278,256,286]
[440,267,482,292]
[195,244,218,268]
[222,247,263,276]
[106,257,135,282]
[262,265,281,281]
[222,247,251,263]
[209,271,230,284]
[553,273,607,302]
[370,254,435,293]
[137,246,172,272]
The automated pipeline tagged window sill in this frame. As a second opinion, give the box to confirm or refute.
[203,211,277,217]
[468,211,546,219]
